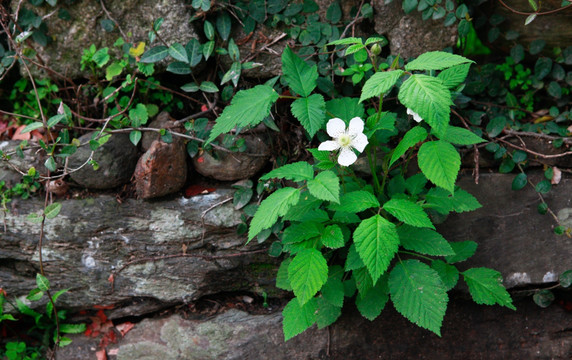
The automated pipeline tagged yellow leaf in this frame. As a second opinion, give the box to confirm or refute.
[129,42,146,58]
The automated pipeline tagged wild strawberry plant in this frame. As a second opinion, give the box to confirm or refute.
[206,40,515,340]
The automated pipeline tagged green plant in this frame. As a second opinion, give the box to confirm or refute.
[205,40,515,340]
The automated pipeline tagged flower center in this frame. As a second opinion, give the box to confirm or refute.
[338,134,352,147]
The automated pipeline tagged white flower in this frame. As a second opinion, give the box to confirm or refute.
[318,117,368,166]
[407,108,423,123]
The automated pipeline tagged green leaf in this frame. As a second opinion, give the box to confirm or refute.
[288,248,328,305]
[216,12,232,41]
[203,40,215,60]
[166,61,191,74]
[327,37,362,46]
[418,140,460,193]
[129,103,149,127]
[199,81,219,93]
[248,187,300,241]
[329,191,380,213]
[405,51,473,71]
[44,203,62,219]
[405,173,427,195]
[307,171,340,203]
[47,114,65,129]
[353,267,374,296]
[356,274,389,320]
[397,225,455,256]
[445,241,478,264]
[384,198,434,229]
[168,43,189,63]
[398,75,452,136]
[345,244,365,271]
[316,297,342,329]
[59,323,87,334]
[463,268,515,310]
[181,82,199,93]
[221,62,241,87]
[437,126,486,145]
[106,62,124,80]
[389,126,428,167]
[359,70,404,103]
[282,47,318,97]
[559,270,572,288]
[354,214,399,283]
[282,222,323,244]
[321,224,344,249]
[282,298,317,341]
[321,275,345,307]
[129,130,142,146]
[326,97,365,120]
[27,288,44,301]
[36,273,50,292]
[140,45,169,63]
[533,289,554,308]
[431,260,459,291]
[204,20,215,40]
[389,259,448,336]
[44,156,57,172]
[276,258,293,290]
[291,94,326,138]
[450,188,481,213]
[207,85,279,143]
[93,48,110,67]
[21,122,44,134]
[436,63,471,88]
[260,161,314,182]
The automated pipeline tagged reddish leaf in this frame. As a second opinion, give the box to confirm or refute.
[95,349,107,360]
[184,185,216,198]
[11,125,31,141]
[99,329,117,348]
[115,322,135,336]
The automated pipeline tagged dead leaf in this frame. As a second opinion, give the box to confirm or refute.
[11,125,31,141]
[115,322,135,336]
[95,349,107,360]
[552,167,562,185]
[184,185,216,198]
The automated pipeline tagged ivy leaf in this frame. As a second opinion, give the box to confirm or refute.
[389,259,448,336]
[462,268,516,310]
[307,171,340,204]
[140,45,169,63]
[288,248,328,305]
[437,126,486,145]
[282,46,318,97]
[389,126,428,167]
[260,161,314,182]
[383,198,434,229]
[445,241,478,264]
[354,214,399,283]
[436,63,471,88]
[359,70,404,103]
[185,38,203,67]
[321,224,345,249]
[316,297,342,329]
[168,43,189,63]
[248,187,300,242]
[418,140,460,194]
[329,190,380,213]
[356,274,389,321]
[166,62,191,74]
[207,85,279,143]
[282,297,317,341]
[36,273,50,292]
[398,75,452,136]
[291,94,326,138]
[397,225,455,256]
[431,260,459,291]
[405,51,473,71]
[216,12,232,41]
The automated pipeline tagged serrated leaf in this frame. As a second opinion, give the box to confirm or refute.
[418,140,460,193]
[321,276,345,307]
[36,273,50,291]
[344,43,365,56]
[437,125,485,145]
[463,268,515,310]
[208,85,279,143]
[283,297,317,340]
[345,244,365,271]
[354,215,399,283]
[291,94,326,138]
[44,203,62,219]
[321,224,344,249]
[398,75,452,136]
[288,248,328,305]
[356,274,389,320]
[389,126,428,167]
[450,188,481,212]
[59,323,87,334]
[248,187,300,241]
[168,43,188,63]
[326,97,365,120]
[405,51,473,71]
[389,259,448,336]
[316,297,342,329]
[431,260,459,291]
[353,267,374,295]
[405,173,427,195]
[436,63,471,88]
[397,225,455,256]
[445,241,478,264]
[282,47,318,97]
[261,161,314,182]
[384,198,434,229]
[329,190,380,213]
[276,258,293,290]
[282,222,323,244]
[327,37,363,46]
[140,45,168,63]
[307,171,340,203]
[359,70,404,103]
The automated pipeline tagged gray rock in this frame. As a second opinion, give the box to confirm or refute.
[68,132,138,189]
[13,0,200,79]
[0,140,48,184]
[373,0,458,58]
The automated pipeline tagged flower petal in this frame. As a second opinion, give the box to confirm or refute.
[326,118,347,138]
[338,147,358,166]
[407,108,423,122]
[318,140,341,151]
[347,117,364,137]
[351,133,369,153]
